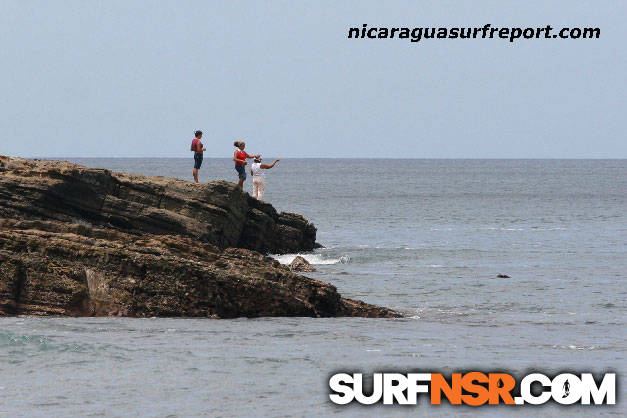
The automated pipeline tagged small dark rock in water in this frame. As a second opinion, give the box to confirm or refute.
[497,274,510,278]
[289,256,317,272]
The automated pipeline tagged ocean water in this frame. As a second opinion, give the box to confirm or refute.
[1,158,625,416]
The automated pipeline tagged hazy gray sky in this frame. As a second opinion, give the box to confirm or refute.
[1,1,625,158]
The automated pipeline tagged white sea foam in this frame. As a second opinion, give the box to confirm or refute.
[272,253,349,265]
[553,345,599,351]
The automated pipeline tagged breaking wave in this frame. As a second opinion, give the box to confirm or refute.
[272,253,350,265]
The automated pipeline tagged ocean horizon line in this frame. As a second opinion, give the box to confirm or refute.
[19,156,627,161]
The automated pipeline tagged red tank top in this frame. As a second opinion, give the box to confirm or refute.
[235,149,248,165]
[191,138,201,153]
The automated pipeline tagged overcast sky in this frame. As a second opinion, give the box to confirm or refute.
[1,1,625,158]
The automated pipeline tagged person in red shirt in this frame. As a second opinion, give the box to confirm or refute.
[233,141,260,189]
[191,130,206,184]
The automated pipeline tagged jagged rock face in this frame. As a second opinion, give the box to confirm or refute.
[0,219,398,318]
[0,156,400,318]
[0,156,315,254]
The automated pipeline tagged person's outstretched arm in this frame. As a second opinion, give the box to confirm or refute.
[261,159,280,169]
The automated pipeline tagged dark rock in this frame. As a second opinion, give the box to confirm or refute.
[0,157,400,318]
[289,256,317,272]
[0,156,316,253]
[496,274,510,278]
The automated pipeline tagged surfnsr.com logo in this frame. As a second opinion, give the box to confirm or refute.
[329,372,616,406]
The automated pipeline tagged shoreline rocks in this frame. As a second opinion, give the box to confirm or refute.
[0,157,400,319]
[0,156,315,254]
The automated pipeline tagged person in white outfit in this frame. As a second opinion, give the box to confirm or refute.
[250,156,280,200]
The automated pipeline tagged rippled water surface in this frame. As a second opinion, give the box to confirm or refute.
[1,159,625,416]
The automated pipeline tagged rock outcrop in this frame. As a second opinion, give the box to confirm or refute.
[0,157,399,318]
[0,156,314,254]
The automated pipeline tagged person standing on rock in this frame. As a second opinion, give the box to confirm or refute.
[233,141,260,189]
[250,156,280,200]
[191,130,206,184]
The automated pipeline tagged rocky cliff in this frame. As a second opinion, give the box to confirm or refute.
[0,157,399,318]
[0,156,315,253]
